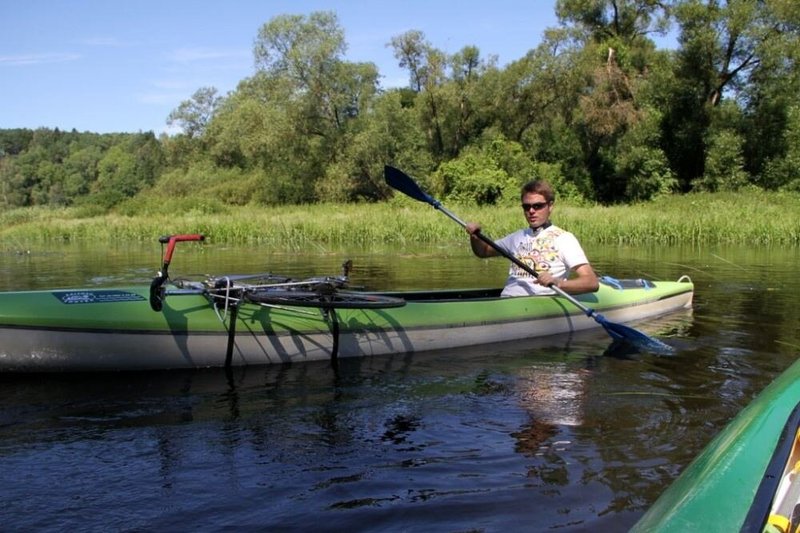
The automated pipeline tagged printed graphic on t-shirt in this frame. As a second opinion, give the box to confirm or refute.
[509,228,564,279]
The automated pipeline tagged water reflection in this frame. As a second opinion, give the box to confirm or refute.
[517,364,589,427]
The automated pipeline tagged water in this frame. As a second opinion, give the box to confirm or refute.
[1,241,799,531]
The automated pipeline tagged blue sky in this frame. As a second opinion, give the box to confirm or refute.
[1,1,567,135]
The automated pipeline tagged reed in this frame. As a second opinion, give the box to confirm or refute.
[0,190,798,248]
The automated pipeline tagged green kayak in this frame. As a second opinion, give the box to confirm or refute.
[0,275,692,372]
[0,282,692,371]
[632,357,800,532]
[0,234,693,372]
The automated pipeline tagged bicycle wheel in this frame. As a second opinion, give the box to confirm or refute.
[245,290,406,309]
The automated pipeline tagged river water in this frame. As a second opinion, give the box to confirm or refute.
[1,240,798,531]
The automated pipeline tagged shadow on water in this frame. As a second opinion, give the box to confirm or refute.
[0,327,613,428]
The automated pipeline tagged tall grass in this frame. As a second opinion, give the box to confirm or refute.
[1,190,798,248]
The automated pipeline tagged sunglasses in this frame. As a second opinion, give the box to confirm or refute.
[521,202,550,211]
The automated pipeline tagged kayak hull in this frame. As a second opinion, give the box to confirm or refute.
[0,280,693,372]
[632,357,800,532]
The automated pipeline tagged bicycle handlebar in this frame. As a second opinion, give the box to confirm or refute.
[160,234,205,265]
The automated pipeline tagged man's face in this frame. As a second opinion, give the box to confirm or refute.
[521,192,552,229]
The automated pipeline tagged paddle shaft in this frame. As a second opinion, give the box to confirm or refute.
[434,203,598,318]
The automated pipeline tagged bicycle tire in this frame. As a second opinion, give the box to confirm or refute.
[244,290,406,309]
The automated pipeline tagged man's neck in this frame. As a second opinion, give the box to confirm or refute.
[530,221,552,233]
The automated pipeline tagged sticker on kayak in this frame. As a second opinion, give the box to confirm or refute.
[52,290,147,305]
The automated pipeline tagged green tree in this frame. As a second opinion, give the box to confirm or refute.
[760,105,800,190]
[0,157,25,206]
[167,87,222,138]
[203,11,381,203]
[87,133,163,208]
[0,128,33,157]
[556,0,672,43]
[390,31,498,162]
[693,128,748,191]
[740,0,800,182]
[390,31,447,159]
[612,108,677,200]
[555,0,673,201]
[62,146,103,201]
[666,0,799,189]
[315,90,431,202]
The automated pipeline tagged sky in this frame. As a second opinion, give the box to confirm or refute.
[1,0,565,136]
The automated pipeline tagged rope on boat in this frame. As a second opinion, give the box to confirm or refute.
[213,276,234,322]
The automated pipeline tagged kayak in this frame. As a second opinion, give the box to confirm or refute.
[0,272,693,372]
[0,233,693,372]
[631,357,800,532]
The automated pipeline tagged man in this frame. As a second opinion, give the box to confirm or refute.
[465,180,599,297]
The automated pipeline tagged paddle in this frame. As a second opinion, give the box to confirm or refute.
[384,165,674,354]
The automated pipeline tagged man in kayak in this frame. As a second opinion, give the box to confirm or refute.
[465,180,599,297]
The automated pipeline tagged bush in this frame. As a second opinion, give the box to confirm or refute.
[430,155,516,205]
[694,129,749,192]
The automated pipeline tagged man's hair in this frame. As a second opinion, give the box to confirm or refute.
[520,180,555,203]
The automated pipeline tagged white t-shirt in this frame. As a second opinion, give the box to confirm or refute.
[495,224,590,297]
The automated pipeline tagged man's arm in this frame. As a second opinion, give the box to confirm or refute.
[465,223,499,258]
[538,263,599,294]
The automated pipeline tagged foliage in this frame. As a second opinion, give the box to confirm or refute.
[2,2,800,216]
[611,108,677,200]
[761,105,800,191]
[693,128,749,192]
[167,87,222,139]
[431,154,514,205]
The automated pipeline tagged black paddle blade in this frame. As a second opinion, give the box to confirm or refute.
[384,166,438,206]
[596,315,675,355]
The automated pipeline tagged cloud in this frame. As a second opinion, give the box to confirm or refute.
[0,53,81,66]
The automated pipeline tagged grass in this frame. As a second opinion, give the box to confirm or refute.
[0,190,798,248]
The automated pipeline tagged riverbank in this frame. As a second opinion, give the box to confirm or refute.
[1,189,797,248]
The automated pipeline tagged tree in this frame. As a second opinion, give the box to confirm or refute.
[664,0,800,189]
[694,128,748,191]
[740,0,800,181]
[315,90,431,202]
[487,29,582,144]
[0,129,33,157]
[555,0,674,201]
[612,108,677,199]
[389,31,448,159]
[167,87,222,138]
[62,146,103,201]
[196,11,383,204]
[253,11,377,139]
[674,0,764,107]
[388,30,428,92]
[760,105,800,190]
[390,32,498,161]
[556,0,672,45]
[87,133,163,208]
